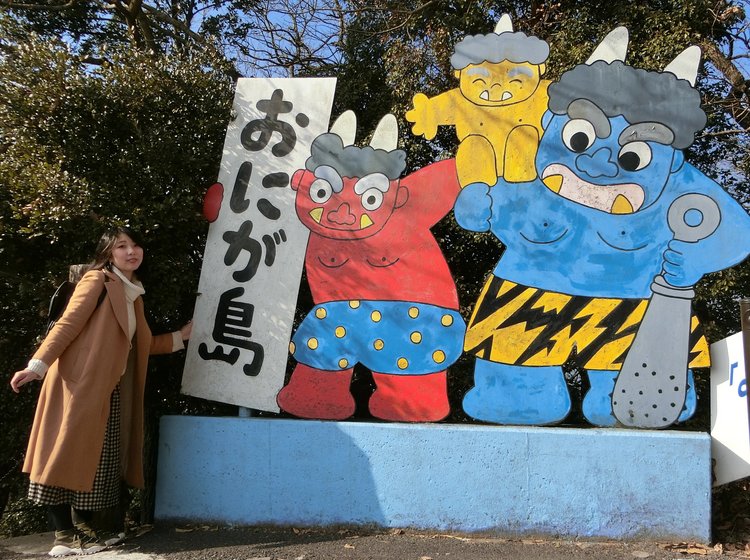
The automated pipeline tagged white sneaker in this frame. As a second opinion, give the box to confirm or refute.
[48,529,107,557]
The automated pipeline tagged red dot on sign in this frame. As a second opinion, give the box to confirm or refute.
[203,183,224,222]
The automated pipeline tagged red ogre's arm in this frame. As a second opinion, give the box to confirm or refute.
[398,158,460,228]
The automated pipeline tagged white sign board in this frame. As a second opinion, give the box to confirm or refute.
[182,78,337,411]
[710,331,750,486]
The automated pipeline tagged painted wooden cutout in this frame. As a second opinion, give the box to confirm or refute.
[406,14,550,186]
[276,111,465,422]
[454,28,750,428]
[182,78,337,412]
[203,182,224,223]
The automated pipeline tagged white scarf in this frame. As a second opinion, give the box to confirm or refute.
[112,266,145,342]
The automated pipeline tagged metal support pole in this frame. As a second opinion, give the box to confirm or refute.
[238,406,254,418]
[740,298,750,440]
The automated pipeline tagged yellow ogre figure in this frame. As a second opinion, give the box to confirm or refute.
[406,15,550,186]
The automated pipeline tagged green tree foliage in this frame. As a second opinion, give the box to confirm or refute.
[0,0,349,78]
[0,0,259,66]
[0,27,238,531]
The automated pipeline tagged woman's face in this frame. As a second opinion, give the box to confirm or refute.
[110,233,143,279]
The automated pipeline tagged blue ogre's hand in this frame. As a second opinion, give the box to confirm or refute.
[661,240,698,287]
[662,238,734,288]
[454,182,493,233]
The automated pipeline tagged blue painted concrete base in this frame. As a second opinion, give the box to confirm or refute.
[154,416,711,541]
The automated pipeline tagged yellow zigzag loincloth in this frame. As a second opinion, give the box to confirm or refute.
[465,277,710,370]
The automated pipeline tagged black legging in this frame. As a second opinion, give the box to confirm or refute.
[48,504,94,531]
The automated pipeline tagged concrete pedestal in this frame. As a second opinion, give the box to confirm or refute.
[154,416,711,541]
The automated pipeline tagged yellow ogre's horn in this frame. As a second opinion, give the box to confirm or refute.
[494,13,513,34]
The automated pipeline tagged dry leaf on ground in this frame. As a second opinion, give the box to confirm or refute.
[661,542,710,555]
[433,534,469,541]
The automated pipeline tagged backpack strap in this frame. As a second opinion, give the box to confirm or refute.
[45,273,107,335]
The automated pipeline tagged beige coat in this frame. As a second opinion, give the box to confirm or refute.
[22,269,174,491]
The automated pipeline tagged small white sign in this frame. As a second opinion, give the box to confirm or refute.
[710,331,750,486]
[181,77,337,412]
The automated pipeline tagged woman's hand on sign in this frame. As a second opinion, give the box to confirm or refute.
[180,320,193,341]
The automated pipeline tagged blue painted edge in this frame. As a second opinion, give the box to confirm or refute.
[154,416,711,542]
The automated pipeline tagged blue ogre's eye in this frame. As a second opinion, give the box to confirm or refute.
[618,142,652,171]
[562,119,596,153]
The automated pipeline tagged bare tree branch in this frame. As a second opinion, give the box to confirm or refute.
[701,38,750,132]
[699,128,749,137]
[141,2,203,43]
[0,0,76,10]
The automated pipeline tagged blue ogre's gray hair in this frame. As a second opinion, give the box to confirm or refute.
[451,31,549,70]
[548,61,706,149]
[305,133,407,180]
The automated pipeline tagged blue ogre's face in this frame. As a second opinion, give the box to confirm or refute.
[536,110,681,214]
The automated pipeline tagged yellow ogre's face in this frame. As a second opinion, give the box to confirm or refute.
[456,60,545,107]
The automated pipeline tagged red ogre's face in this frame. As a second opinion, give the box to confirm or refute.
[291,166,408,240]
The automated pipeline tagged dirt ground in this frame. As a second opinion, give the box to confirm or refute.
[2,523,750,560]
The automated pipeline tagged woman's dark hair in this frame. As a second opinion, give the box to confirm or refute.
[89,226,146,275]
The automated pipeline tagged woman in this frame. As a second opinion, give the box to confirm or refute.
[10,226,192,557]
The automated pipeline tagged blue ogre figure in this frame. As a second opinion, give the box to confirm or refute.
[454,28,750,428]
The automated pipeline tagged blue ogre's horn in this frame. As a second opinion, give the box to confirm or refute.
[664,45,701,86]
[585,27,629,64]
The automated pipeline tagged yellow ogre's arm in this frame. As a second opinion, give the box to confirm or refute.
[405,89,462,140]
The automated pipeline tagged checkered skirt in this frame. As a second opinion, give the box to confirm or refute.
[27,385,121,510]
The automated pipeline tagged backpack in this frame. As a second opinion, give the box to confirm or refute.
[46,265,105,335]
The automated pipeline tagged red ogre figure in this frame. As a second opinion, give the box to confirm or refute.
[277,111,465,422]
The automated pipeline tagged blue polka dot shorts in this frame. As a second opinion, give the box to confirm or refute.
[290,300,466,375]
